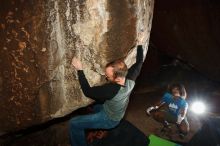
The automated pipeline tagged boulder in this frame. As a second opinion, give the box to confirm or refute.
[0,0,154,132]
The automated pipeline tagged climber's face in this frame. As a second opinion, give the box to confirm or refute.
[105,66,115,82]
[171,87,181,98]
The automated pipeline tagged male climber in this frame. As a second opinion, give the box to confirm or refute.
[69,44,144,146]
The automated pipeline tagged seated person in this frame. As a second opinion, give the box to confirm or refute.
[146,83,190,137]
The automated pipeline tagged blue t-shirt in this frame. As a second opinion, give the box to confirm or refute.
[161,92,188,117]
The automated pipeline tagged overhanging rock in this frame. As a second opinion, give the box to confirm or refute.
[0,0,154,133]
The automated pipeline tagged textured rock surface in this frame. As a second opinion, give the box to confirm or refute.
[151,0,220,81]
[0,0,154,132]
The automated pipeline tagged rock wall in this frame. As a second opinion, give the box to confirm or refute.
[0,0,154,133]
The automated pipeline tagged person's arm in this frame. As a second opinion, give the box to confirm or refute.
[146,101,165,115]
[71,57,121,101]
[146,92,170,115]
[77,70,121,101]
[153,92,170,109]
[180,105,188,117]
[177,103,188,124]
[126,45,144,81]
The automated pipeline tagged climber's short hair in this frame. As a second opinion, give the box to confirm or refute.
[105,59,128,78]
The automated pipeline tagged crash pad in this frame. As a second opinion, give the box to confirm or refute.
[149,134,182,146]
[89,120,150,146]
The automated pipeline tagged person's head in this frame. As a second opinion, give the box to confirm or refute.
[105,59,128,83]
[168,83,187,99]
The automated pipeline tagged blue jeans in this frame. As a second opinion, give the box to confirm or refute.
[69,105,120,146]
